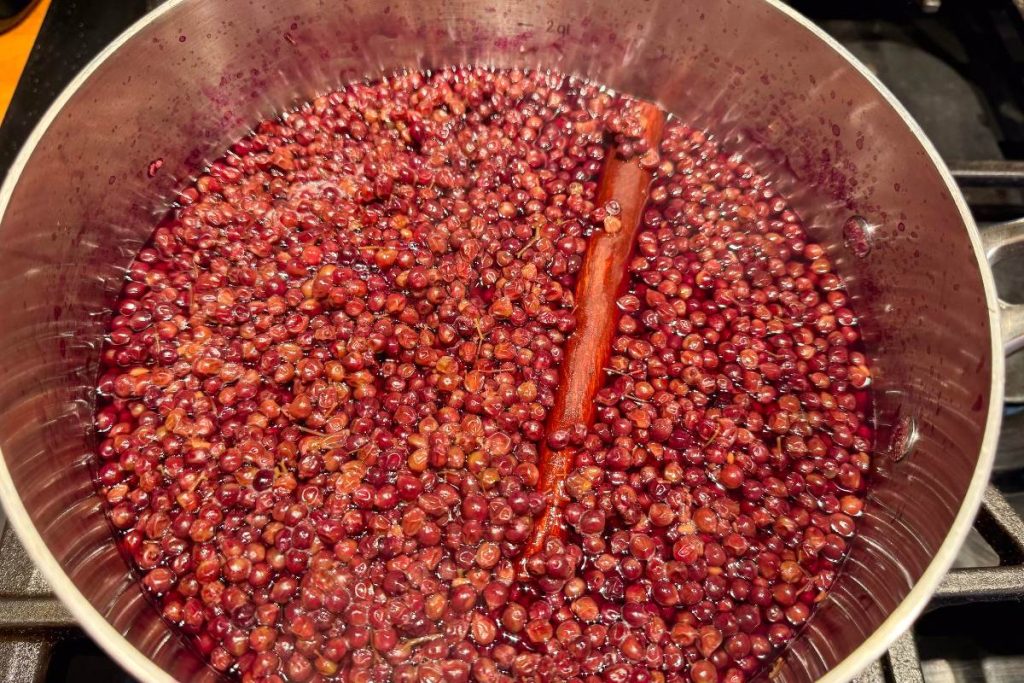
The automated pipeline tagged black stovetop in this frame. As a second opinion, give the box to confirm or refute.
[2,1,1024,682]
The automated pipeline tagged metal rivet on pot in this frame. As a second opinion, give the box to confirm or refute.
[889,415,918,462]
[843,215,873,258]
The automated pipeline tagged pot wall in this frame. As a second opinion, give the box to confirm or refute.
[0,0,999,680]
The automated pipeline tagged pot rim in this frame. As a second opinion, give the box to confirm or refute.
[772,4,1001,680]
[0,1,1003,681]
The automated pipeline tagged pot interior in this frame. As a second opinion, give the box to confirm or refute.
[0,0,997,680]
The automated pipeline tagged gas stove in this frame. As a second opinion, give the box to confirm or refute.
[2,1,1024,681]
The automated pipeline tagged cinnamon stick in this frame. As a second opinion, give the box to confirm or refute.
[525,102,666,557]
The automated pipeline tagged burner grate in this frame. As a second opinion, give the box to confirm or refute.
[953,162,1024,187]
[861,481,1024,682]
[933,486,1024,606]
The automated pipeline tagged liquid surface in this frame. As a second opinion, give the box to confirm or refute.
[93,67,872,683]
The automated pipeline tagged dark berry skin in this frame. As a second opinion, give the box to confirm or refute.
[94,66,871,683]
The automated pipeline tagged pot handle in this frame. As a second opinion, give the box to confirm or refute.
[981,219,1024,354]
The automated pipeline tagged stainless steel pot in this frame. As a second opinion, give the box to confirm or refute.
[0,0,1021,681]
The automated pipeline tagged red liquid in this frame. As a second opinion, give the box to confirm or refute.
[93,67,872,683]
